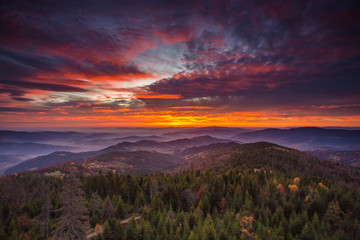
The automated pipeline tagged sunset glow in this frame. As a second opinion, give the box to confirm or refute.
[0,0,359,128]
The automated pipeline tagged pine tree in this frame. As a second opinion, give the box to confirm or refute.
[116,197,126,219]
[113,220,125,240]
[103,197,115,220]
[151,194,163,212]
[89,192,102,227]
[102,220,113,240]
[135,191,146,209]
[312,212,319,230]
[324,200,344,229]
[244,190,253,211]
[203,216,218,240]
[198,195,211,215]
[125,218,137,240]
[300,223,313,240]
[142,221,153,240]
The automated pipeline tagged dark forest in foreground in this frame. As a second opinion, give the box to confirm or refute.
[0,142,360,239]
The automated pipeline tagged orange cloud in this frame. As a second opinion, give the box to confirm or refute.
[170,106,214,109]
[136,94,181,99]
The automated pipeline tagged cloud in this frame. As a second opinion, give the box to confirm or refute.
[0,107,45,112]
[0,80,88,93]
[0,48,150,82]
[145,72,360,113]
[12,97,33,101]
[0,88,28,97]
[0,0,359,127]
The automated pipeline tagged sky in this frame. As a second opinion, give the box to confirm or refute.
[0,0,359,128]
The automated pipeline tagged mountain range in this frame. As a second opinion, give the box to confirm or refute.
[2,127,360,176]
[4,135,234,175]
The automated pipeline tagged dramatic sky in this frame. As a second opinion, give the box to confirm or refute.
[0,0,359,127]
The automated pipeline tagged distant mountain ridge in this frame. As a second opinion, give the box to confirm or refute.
[82,135,166,149]
[103,135,235,154]
[0,142,74,156]
[4,135,234,175]
[234,127,360,150]
[162,126,251,139]
[4,127,360,176]
[0,130,114,143]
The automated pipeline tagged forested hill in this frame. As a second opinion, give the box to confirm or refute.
[169,142,360,186]
[18,141,360,185]
[0,141,360,239]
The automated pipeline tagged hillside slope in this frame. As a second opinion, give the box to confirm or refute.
[168,142,360,185]
[30,142,360,187]
[307,149,360,167]
[82,151,179,174]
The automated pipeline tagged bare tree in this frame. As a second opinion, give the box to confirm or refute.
[36,184,51,239]
[52,177,88,240]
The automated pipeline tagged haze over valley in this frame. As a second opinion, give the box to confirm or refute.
[2,126,360,176]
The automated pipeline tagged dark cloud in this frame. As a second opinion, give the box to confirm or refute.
[12,97,33,101]
[178,0,360,77]
[0,107,44,112]
[147,73,360,111]
[0,48,147,81]
[0,80,88,92]
[0,88,28,97]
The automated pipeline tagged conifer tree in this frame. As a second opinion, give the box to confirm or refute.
[115,197,126,219]
[113,220,125,240]
[102,220,112,240]
[125,218,137,240]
